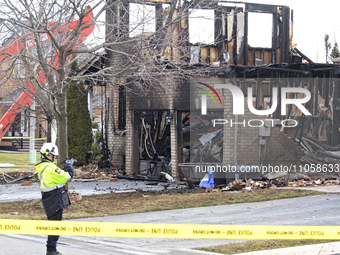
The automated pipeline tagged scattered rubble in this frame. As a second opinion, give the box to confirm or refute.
[20,181,32,186]
[1,159,340,199]
[1,171,35,184]
[297,134,340,169]
[73,168,115,180]
[69,192,82,201]
[204,177,340,192]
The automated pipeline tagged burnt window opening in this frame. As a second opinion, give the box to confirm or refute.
[248,12,273,48]
[189,9,215,45]
[129,3,155,37]
[118,85,126,130]
[190,46,200,64]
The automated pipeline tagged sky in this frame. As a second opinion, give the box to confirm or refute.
[244,0,340,63]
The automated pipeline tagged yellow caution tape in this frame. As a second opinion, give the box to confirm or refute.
[0,219,339,239]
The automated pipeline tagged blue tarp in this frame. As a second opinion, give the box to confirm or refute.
[199,168,214,188]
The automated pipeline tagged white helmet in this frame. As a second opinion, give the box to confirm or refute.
[40,143,59,156]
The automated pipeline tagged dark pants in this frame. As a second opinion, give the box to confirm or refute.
[47,209,63,247]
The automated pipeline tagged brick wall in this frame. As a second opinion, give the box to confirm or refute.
[262,127,302,167]
[128,75,190,111]
[219,84,261,166]
[105,0,139,169]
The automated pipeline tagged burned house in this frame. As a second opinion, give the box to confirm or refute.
[95,0,340,180]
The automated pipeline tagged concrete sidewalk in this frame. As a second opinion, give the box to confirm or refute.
[236,241,340,255]
[2,234,340,255]
[0,233,219,255]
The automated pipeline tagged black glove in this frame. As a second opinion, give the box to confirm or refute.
[63,164,74,179]
[65,158,77,166]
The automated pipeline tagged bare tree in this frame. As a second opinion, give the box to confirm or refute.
[0,0,208,162]
[0,0,105,162]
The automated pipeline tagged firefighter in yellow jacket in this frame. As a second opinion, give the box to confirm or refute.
[36,143,74,255]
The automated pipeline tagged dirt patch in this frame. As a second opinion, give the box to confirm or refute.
[0,189,322,220]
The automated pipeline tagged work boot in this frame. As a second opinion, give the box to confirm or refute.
[46,246,62,255]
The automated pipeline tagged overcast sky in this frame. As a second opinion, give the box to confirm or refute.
[245,0,340,63]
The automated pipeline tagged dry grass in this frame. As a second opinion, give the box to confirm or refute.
[198,239,338,254]
[0,189,322,220]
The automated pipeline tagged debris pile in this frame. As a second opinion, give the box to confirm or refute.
[206,177,340,192]
[297,134,340,170]
[1,171,35,184]
[286,177,338,187]
[186,114,224,164]
[69,192,82,201]
[220,179,278,192]
[73,168,116,180]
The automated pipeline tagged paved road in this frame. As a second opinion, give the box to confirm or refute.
[1,194,340,254]
[0,179,166,202]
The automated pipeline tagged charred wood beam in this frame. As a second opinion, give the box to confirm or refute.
[298,115,306,146]
[232,65,310,79]
[329,70,334,103]
[313,77,318,116]
[333,80,340,146]
[272,12,280,52]
[180,1,190,63]
[294,48,314,64]
[286,75,296,118]
[244,8,248,65]
[281,7,290,63]
[246,3,278,13]
[306,75,313,115]
[155,3,163,31]
[232,10,237,65]
[156,0,178,55]
[177,111,184,165]
[215,9,224,64]
[154,124,170,160]
[133,112,141,174]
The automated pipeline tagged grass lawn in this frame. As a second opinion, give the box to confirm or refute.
[0,153,39,170]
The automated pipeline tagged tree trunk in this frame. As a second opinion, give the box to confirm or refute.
[47,114,53,143]
[56,94,68,166]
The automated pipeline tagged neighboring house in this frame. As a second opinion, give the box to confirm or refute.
[0,59,48,151]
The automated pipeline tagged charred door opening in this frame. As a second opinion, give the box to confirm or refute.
[137,111,172,176]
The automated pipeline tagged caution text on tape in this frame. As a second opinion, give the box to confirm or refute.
[0,219,339,239]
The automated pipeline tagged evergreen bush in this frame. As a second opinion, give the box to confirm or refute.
[67,61,93,165]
